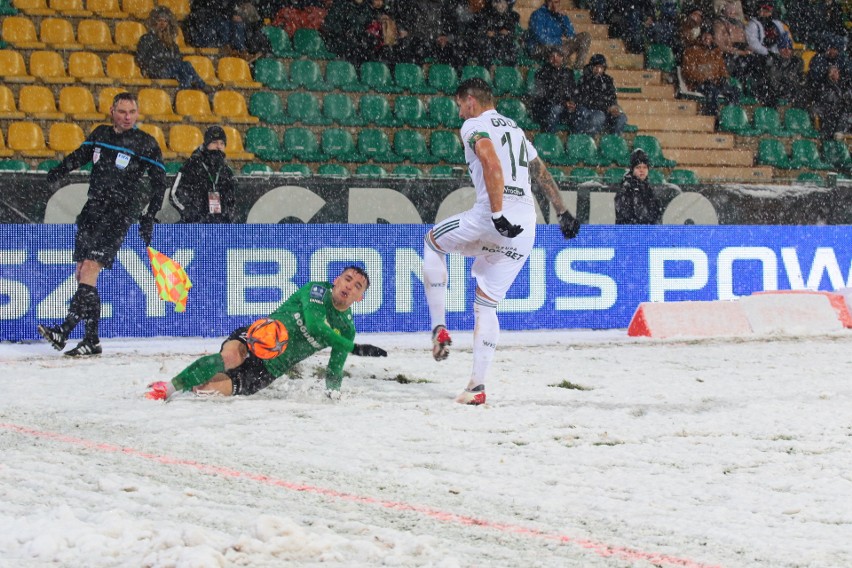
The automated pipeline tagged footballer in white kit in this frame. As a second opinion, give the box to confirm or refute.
[423,78,581,406]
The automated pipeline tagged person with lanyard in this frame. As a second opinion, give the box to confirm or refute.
[169,126,236,223]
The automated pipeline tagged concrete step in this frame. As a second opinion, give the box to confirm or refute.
[665,148,755,167]
[687,165,774,182]
[629,113,716,132]
[617,84,676,99]
[574,23,610,39]
[609,68,663,86]
[608,53,645,70]
[647,131,736,150]
[620,99,699,115]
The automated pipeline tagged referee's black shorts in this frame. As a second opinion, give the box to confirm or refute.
[221,326,277,396]
[73,202,134,269]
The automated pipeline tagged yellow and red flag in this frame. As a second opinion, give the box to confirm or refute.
[147,247,193,313]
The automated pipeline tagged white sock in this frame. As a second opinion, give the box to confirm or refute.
[423,242,447,330]
[470,295,499,390]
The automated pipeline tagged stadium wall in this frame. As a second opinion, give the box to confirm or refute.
[1,224,850,342]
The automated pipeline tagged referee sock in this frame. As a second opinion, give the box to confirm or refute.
[172,353,226,392]
[61,284,97,337]
[470,295,500,390]
[83,286,101,344]
[422,244,448,330]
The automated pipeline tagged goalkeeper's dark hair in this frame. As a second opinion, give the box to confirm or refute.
[342,265,370,289]
[456,78,493,105]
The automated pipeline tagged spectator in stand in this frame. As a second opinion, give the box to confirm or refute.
[137,7,214,93]
[183,0,233,48]
[786,0,847,53]
[610,0,656,54]
[364,0,399,63]
[529,47,579,132]
[272,0,329,38]
[322,0,374,62]
[761,31,805,107]
[744,2,788,104]
[474,0,520,65]
[712,0,744,20]
[678,5,706,56]
[169,126,236,223]
[575,53,628,134]
[525,0,591,69]
[807,37,852,92]
[392,0,471,68]
[681,28,741,117]
[809,63,852,140]
[713,0,760,85]
[228,1,271,62]
[615,149,662,224]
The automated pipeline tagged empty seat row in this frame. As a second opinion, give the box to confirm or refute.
[757,138,851,171]
[0,49,259,88]
[719,105,820,138]
[0,84,257,124]
[533,133,677,168]
[12,0,188,20]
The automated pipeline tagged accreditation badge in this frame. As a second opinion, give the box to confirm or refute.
[208,192,222,214]
[92,147,101,164]
[115,152,131,170]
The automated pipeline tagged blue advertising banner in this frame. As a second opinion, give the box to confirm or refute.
[1,224,851,342]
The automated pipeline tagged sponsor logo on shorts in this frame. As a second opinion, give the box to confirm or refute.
[481,245,525,261]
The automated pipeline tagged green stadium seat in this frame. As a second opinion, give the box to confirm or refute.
[430,130,465,164]
[718,105,760,136]
[460,65,492,84]
[569,167,600,183]
[249,92,289,124]
[394,95,436,127]
[262,26,296,57]
[393,130,436,163]
[796,172,824,185]
[354,164,388,178]
[604,167,627,184]
[549,167,568,181]
[784,107,819,138]
[317,163,350,177]
[286,92,331,126]
[241,163,274,175]
[0,159,29,171]
[292,28,334,59]
[37,159,61,171]
[524,67,538,96]
[253,58,291,90]
[392,164,424,178]
[164,161,183,174]
[752,106,791,136]
[358,94,399,127]
[324,60,366,92]
[565,133,602,166]
[280,163,312,176]
[648,169,666,184]
[357,128,401,162]
[429,165,456,178]
[495,98,538,129]
[428,96,462,128]
[597,134,631,166]
[427,64,458,94]
[288,59,330,91]
[756,138,792,168]
[646,43,675,72]
[789,139,832,170]
[394,62,435,94]
[632,135,676,167]
[493,66,525,96]
[822,140,852,169]
[283,127,324,161]
[322,92,363,126]
[321,128,363,162]
[244,126,289,161]
[667,169,699,185]
[359,61,400,93]
[533,133,570,165]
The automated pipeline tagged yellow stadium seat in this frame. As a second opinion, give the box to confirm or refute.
[0,86,26,119]
[29,51,75,84]
[68,51,114,85]
[114,21,146,51]
[137,88,182,122]
[87,0,126,18]
[40,17,83,50]
[183,55,221,87]
[122,0,153,19]
[105,53,153,86]
[97,87,129,114]
[0,50,36,83]
[174,27,199,55]
[221,125,254,160]
[158,0,189,20]
[213,91,258,124]
[18,85,65,120]
[3,16,47,49]
[50,0,91,16]
[7,121,56,158]
[0,129,15,158]
[77,20,120,52]
[48,122,86,153]
[802,50,817,73]
[174,89,218,123]
[138,122,177,159]
[12,0,55,16]
[167,124,203,157]
[217,57,261,89]
[59,86,106,120]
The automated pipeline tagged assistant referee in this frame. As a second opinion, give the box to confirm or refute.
[38,92,168,356]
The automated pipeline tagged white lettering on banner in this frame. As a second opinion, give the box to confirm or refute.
[394,248,469,314]
[782,247,852,290]
[1,251,29,319]
[245,186,326,223]
[500,249,547,312]
[717,247,777,300]
[35,249,113,319]
[649,248,709,301]
[117,249,195,317]
[310,247,382,315]
[554,248,617,310]
[228,249,298,315]
[348,187,423,223]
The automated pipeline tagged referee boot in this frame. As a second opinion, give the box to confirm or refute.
[37,324,68,351]
[65,338,102,357]
[455,384,486,406]
[431,325,452,361]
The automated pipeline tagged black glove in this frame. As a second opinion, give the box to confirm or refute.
[558,211,581,239]
[139,214,156,247]
[492,214,524,238]
[352,344,387,357]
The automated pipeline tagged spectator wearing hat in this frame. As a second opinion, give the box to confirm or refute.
[525,0,591,69]
[745,2,787,58]
[169,126,236,223]
[615,149,663,225]
[713,0,760,84]
[574,54,628,135]
[681,28,741,117]
[529,47,580,132]
[759,31,805,107]
[678,4,705,56]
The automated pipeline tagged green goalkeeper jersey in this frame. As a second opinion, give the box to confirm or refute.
[262,281,357,386]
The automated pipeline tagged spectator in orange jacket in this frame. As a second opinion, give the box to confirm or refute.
[682,28,740,117]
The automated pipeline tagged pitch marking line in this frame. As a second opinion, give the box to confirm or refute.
[1,422,721,568]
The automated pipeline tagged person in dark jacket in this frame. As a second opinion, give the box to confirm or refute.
[38,92,168,356]
[575,54,628,134]
[474,0,520,65]
[322,0,374,63]
[615,149,663,224]
[529,47,579,132]
[170,126,236,223]
[810,64,852,140]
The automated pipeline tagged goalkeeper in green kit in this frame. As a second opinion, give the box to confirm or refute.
[146,266,386,401]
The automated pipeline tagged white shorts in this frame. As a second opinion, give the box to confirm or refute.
[427,209,535,302]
